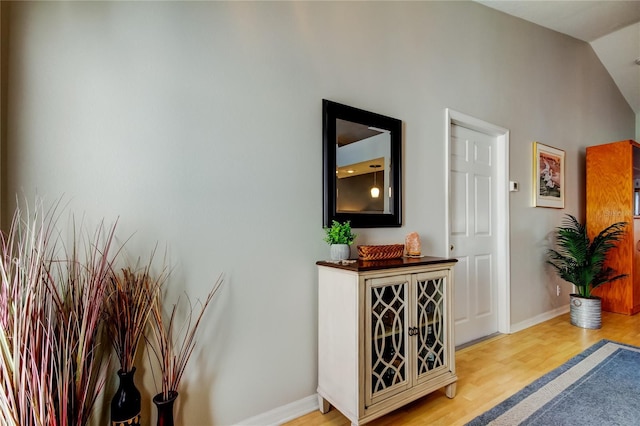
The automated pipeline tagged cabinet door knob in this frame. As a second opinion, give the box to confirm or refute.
[450,245,454,251]
[408,327,418,336]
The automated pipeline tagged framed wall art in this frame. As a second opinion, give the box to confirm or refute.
[533,142,565,208]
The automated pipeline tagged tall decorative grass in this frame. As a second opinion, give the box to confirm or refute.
[0,200,120,425]
[0,201,55,425]
[148,274,223,402]
[104,255,166,373]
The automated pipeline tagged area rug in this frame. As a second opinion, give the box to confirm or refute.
[466,339,640,425]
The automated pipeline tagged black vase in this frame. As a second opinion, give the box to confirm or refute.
[153,391,178,426]
[111,368,141,426]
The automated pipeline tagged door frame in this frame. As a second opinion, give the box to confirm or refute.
[445,108,511,335]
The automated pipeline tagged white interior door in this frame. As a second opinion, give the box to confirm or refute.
[447,112,510,347]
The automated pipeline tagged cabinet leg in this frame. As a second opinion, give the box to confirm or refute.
[318,394,331,414]
[445,382,457,398]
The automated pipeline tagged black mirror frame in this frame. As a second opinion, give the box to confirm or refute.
[322,99,402,228]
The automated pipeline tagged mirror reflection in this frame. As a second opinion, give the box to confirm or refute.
[323,100,402,228]
[336,119,390,214]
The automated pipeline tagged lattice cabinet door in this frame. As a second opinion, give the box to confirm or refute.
[365,275,411,407]
[317,258,457,425]
[413,270,450,384]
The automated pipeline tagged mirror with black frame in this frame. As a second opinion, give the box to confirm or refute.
[322,99,402,228]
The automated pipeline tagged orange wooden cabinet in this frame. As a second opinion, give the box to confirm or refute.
[586,140,640,315]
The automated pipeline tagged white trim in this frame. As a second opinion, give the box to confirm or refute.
[510,304,569,334]
[233,304,569,426]
[445,109,511,335]
[234,394,318,426]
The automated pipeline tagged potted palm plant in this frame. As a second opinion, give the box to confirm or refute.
[547,214,627,329]
[323,220,357,261]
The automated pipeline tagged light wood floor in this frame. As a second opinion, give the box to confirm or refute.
[285,311,640,426]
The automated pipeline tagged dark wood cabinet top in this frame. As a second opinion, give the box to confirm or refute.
[316,256,457,272]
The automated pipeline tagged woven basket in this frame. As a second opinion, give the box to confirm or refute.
[357,244,405,260]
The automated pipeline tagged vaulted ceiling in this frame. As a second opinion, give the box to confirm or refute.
[476,1,640,114]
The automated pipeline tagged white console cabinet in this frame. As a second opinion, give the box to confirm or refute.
[316,257,457,425]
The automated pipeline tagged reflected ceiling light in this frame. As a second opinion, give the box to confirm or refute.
[347,169,355,174]
[370,164,381,198]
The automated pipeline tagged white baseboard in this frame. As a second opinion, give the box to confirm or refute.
[509,304,569,334]
[235,306,569,425]
[234,394,318,426]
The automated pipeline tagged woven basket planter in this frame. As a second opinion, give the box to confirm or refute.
[570,294,601,329]
[357,244,405,261]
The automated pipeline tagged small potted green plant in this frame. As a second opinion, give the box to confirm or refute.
[324,220,357,261]
[546,214,627,329]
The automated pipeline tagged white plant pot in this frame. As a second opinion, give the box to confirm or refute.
[570,294,601,329]
[330,244,350,261]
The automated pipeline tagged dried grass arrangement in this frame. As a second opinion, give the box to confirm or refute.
[104,259,166,373]
[0,198,224,426]
[0,199,120,425]
[148,274,224,403]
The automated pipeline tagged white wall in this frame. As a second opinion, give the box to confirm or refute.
[4,1,635,424]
